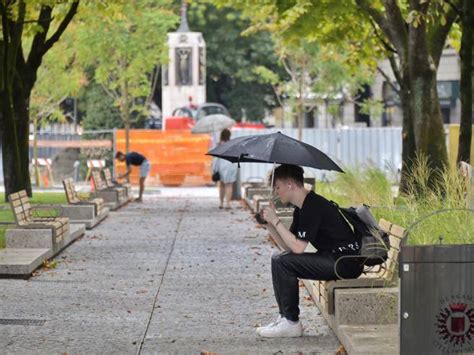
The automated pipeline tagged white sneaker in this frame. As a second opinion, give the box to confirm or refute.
[256,315,282,335]
[258,317,303,338]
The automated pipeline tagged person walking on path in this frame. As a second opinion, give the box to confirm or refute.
[212,129,238,209]
[257,164,363,338]
[115,151,151,202]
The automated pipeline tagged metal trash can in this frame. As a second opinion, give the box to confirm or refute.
[400,244,474,354]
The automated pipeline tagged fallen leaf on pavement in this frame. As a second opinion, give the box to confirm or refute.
[336,345,347,355]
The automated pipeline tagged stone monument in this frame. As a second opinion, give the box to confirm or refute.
[161,1,206,129]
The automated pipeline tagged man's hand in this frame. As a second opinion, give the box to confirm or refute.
[262,205,278,226]
[118,168,131,180]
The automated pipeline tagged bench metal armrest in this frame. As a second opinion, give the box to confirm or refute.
[334,254,387,280]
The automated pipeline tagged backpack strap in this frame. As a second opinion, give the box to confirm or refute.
[330,200,339,207]
[330,200,355,234]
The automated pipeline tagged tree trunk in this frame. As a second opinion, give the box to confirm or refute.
[1,99,20,201]
[408,20,449,180]
[15,84,33,194]
[298,89,304,140]
[120,95,131,154]
[387,57,417,194]
[410,72,448,174]
[297,58,305,141]
[1,1,79,200]
[1,84,32,200]
[398,85,417,194]
[121,97,131,154]
[119,57,131,154]
[457,0,473,164]
[124,117,130,154]
[2,94,32,201]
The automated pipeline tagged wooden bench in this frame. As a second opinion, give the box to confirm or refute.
[102,168,133,199]
[304,219,405,315]
[245,186,272,201]
[92,170,127,200]
[460,161,473,208]
[254,195,294,213]
[62,178,105,217]
[91,170,128,209]
[242,181,265,196]
[8,190,69,243]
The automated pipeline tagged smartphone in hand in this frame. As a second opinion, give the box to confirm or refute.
[255,212,268,225]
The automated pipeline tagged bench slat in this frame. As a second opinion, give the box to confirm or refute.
[103,168,115,188]
[390,224,405,239]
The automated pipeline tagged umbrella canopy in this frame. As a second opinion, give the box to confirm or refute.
[207,131,344,172]
[191,114,236,134]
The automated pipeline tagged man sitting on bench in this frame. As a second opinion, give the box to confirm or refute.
[257,164,363,338]
[115,151,150,202]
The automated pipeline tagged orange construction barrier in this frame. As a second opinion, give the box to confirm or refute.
[115,129,212,187]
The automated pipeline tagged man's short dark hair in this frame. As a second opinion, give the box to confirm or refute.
[271,164,304,187]
[115,151,125,159]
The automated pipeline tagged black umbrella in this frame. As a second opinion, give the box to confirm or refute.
[207,131,344,173]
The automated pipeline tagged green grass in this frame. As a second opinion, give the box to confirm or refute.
[0,226,8,249]
[0,192,67,249]
[0,192,67,205]
[0,209,14,222]
[317,157,474,246]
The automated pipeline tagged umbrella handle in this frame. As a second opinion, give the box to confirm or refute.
[270,161,276,188]
[237,153,248,168]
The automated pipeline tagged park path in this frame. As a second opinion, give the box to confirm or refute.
[0,193,339,354]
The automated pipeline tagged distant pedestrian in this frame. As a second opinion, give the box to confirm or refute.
[212,129,238,209]
[115,151,150,202]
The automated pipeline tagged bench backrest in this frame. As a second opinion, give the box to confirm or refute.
[63,178,80,204]
[8,190,32,225]
[460,161,473,206]
[102,168,115,188]
[91,170,107,191]
[379,219,405,283]
[460,161,473,180]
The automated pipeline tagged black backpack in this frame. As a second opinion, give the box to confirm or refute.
[333,202,391,266]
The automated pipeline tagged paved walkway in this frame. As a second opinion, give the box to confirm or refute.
[0,194,339,354]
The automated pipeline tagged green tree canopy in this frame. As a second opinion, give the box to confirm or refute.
[188,2,287,121]
[80,82,123,131]
[1,0,81,198]
[212,0,461,192]
[72,0,177,151]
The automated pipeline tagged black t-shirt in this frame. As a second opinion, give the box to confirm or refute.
[290,191,360,255]
[125,152,146,166]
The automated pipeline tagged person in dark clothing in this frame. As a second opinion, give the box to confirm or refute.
[257,164,363,338]
[115,151,151,202]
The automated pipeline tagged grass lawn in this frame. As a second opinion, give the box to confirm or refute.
[0,192,67,249]
[0,226,8,249]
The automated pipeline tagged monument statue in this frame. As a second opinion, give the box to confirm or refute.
[176,48,192,85]
[162,65,169,86]
[199,47,205,85]
[161,0,206,120]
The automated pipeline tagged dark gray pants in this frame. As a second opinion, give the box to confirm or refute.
[271,251,364,322]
